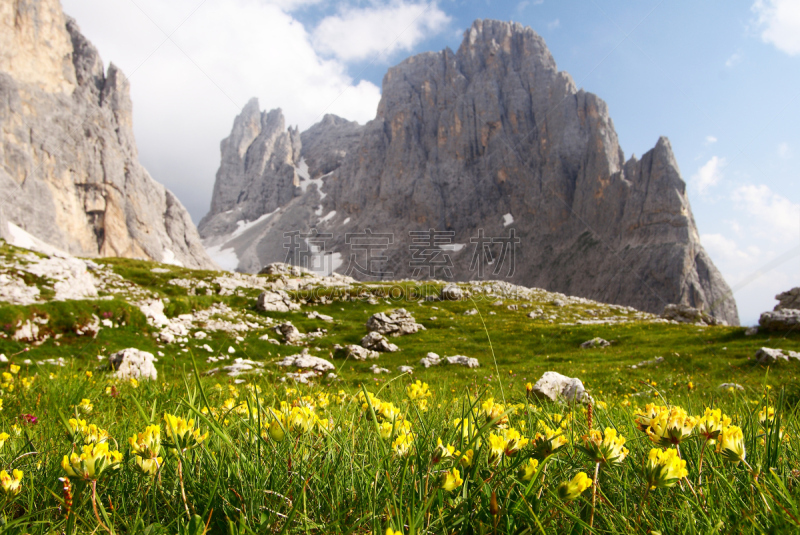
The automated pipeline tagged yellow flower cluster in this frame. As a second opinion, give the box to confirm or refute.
[644,448,687,489]
[579,427,629,465]
[61,442,123,481]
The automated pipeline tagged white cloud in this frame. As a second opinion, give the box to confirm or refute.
[60,0,386,222]
[691,156,725,194]
[702,233,759,264]
[547,19,560,30]
[778,142,791,158]
[725,52,741,67]
[312,1,450,62]
[705,135,717,145]
[731,184,800,241]
[752,0,800,55]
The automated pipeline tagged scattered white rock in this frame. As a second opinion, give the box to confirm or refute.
[755,347,800,364]
[464,308,478,316]
[661,304,725,326]
[398,365,414,373]
[108,348,158,381]
[630,356,664,369]
[228,346,236,354]
[759,309,800,332]
[420,352,442,368]
[274,322,303,344]
[194,331,207,339]
[531,371,590,404]
[276,349,334,372]
[256,290,301,312]
[0,354,6,363]
[221,358,264,377]
[150,268,171,274]
[718,383,745,391]
[440,284,464,301]
[445,355,480,368]
[370,364,390,374]
[334,344,379,361]
[307,311,334,322]
[366,309,425,336]
[507,305,518,311]
[580,337,610,349]
[491,300,503,307]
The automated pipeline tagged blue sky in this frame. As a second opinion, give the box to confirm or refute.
[61,0,800,324]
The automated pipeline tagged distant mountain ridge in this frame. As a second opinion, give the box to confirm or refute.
[0,0,216,270]
[198,19,738,324]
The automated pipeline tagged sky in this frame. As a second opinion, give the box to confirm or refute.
[60,0,800,325]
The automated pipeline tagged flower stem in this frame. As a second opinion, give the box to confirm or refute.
[91,480,112,534]
[590,462,600,529]
[177,457,191,521]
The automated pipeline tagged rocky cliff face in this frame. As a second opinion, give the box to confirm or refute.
[0,0,216,270]
[200,19,738,324]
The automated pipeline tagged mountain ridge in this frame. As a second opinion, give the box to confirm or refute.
[199,19,738,324]
[0,0,217,270]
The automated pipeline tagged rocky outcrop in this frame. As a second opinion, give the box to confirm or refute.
[200,19,738,324]
[0,1,215,269]
[774,288,800,311]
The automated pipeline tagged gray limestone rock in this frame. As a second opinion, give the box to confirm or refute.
[257,290,300,312]
[580,337,610,349]
[662,304,725,326]
[775,288,800,311]
[440,284,464,301]
[531,371,591,403]
[755,347,800,364]
[759,309,800,332]
[0,3,216,269]
[199,19,738,325]
[366,309,424,336]
[334,344,379,361]
[108,348,157,381]
[361,331,399,352]
[276,349,334,372]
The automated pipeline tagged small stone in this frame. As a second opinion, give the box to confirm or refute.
[440,284,464,301]
[398,365,414,373]
[580,337,610,349]
[370,364,390,374]
[334,344,379,361]
[445,355,480,368]
[718,383,744,391]
[361,331,399,352]
[745,327,758,336]
[419,352,441,368]
[464,308,478,316]
[366,308,424,336]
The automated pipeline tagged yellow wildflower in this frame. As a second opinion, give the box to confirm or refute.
[532,425,568,459]
[129,425,161,460]
[441,468,463,492]
[459,449,474,468]
[646,406,696,446]
[557,472,592,502]
[391,431,415,457]
[696,408,731,443]
[579,427,628,465]
[77,398,93,414]
[9,365,20,375]
[0,469,23,495]
[61,442,122,480]
[716,425,746,464]
[519,458,539,481]
[163,414,208,452]
[85,371,93,379]
[643,448,687,489]
[759,406,775,426]
[0,432,8,449]
[406,381,432,400]
[431,437,455,464]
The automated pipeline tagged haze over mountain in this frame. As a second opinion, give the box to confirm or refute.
[199,19,739,325]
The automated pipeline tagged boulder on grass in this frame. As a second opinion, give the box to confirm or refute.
[333,344,379,361]
[366,309,424,336]
[531,371,590,404]
[440,284,464,301]
[257,290,300,312]
[755,347,800,364]
[361,331,399,352]
[109,348,157,381]
[580,337,610,349]
[759,309,800,332]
